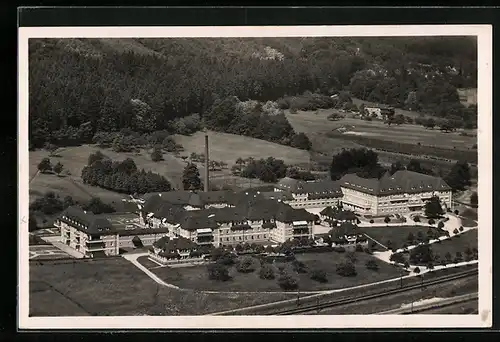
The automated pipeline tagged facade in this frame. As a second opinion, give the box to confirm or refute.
[273,177,343,209]
[339,170,453,216]
[54,206,168,258]
[140,192,316,246]
[148,235,207,265]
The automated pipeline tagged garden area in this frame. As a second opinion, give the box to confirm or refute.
[389,229,478,270]
[359,225,449,252]
[142,248,407,293]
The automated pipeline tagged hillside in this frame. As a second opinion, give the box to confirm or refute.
[29,37,477,149]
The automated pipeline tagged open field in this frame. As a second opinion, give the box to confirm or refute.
[360,225,448,251]
[351,97,433,119]
[29,258,294,316]
[173,130,311,167]
[429,229,478,259]
[142,251,405,292]
[285,109,477,166]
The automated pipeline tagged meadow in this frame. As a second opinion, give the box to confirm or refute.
[29,258,294,316]
[142,251,405,292]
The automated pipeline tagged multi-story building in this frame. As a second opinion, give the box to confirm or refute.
[339,170,452,216]
[273,177,343,209]
[148,235,206,265]
[54,206,168,258]
[329,222,369,250]
[140,192,316,246]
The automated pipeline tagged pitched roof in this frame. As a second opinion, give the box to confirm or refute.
[339,170,451,195]
[142,190,239,210]
[153,236,198,252]
[275,206,316,223]
[275,178,342,198]
[59,206,113,235]
[320,207,357,221]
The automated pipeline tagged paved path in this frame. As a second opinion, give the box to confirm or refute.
[122,253,181,289]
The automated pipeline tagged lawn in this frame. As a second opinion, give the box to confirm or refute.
[429,229,478,259]
[29,257,294,316]
[143,251,406,292]
[360,225,448,251]
[173,130,311,167]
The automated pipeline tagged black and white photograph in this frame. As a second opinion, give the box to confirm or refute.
[18,24,492,329]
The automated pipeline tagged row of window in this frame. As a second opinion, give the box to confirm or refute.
[219,234,269,242]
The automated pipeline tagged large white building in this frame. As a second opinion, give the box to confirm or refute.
[338,170,452,216]
[273,177,343,209]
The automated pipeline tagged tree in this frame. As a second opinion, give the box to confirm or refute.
[445,252,453,263]
[409,244,434,265]
[259,264,275,280]
[365,259,379,271]
[427,262,434,271]
[83,197,116,214]
[336,260,357,277]
[182,163,202,191]
[277,271,299,290]
[51,161,63,176]
[470,192,478,206]
[445,161,472,192]
[437,221,445,229]
[459,226,464,232]
[237,256,256,273]
[37,158,52,173]
[45,143,58,156]
[290,132,312,150]
[413,215,421,223]
[28,214,38,232]
[425,196,445,219]
[207,263,231,281]
[423,118,436,129]
[384,216,391,224]
[390,253,405,264]
[428,218,436,225]
[310,268,328,283]
[62,195,75,209]
[403,261,410,269]
[151,147,163,162]
[453,228,459,235]
[414,267,421,274]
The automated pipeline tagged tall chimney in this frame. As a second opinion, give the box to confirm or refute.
[204,133,209,192]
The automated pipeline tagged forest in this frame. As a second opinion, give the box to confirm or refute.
[29,37,477,149]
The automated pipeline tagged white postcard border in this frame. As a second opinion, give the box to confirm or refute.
[18,24,492,329]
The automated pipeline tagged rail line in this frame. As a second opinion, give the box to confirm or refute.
[274,269,477,315]
[401,293,478,315]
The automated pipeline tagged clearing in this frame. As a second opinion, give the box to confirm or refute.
[29,257,294,316]
[428,229,478,259]
[140,251,405,292]
[360,225,448,251]
[172,130,311,167]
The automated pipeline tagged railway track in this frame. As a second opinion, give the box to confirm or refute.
[401,293,478,315]
[274,269,477,315]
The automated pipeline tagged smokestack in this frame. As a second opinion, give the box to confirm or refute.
[204,133,209,192]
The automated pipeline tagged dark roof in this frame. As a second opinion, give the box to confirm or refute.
[142,190,238,209]
[339,170,451,195]
[330,222,361,239]
[59,206,113,235]
[275,206,316,223]
[117,227,169,236]
[320,207,357,221]
[275,178,342,198]
[153,236,198,252]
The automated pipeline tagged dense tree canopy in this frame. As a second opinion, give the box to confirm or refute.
[29,37,476,148]
[329,148,382,180]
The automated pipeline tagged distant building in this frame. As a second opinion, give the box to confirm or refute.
[273,177,343,209]
[148,235,207,265]
[329,222,368,249]
[362,105,395,120]
[339,170,452,216]
[319,206,358,225]
[54,206,168,258]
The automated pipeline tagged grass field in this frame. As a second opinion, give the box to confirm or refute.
[142,251,406,292]
[173,130,311,167]
[360,225,448,251]
[429,229,478,258]
[285,109,476,151]
[29,258,295,316]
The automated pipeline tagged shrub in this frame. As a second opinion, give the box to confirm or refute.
[428,218,435,225]
[336,261,357,277]
[207,263,231,281]
[346,252,358,264]
[403,261,410,269]
[413,215,421,223]
[237,256,256,273]
[292,260,308,274]
[365,259,379,271]
[437,221,444,229]
[259,264,275,280]
[384,216,391,224]
[454,209,459,215]
[369,219,374,224]
[453,228,459,235]
[459,226,464,232]
[310,268,328,283]
[390,253,405,264]
[427,262,434,270]
[414,267,421,274]
[277,272,299,290]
